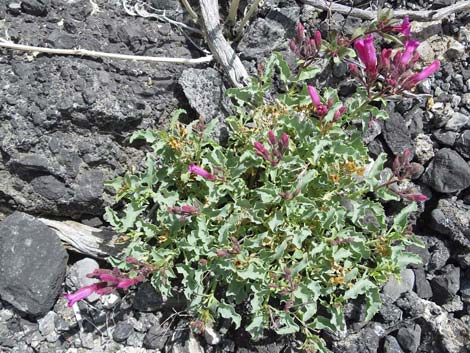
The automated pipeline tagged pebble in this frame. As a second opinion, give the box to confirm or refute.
[414,134,435,164]
[397,324,422,353]
[446,40,466,60]
[113,322,134,343]
[382,269,415,303]
[204,324,221,345]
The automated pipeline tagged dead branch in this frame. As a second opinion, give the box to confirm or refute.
[302,0,470,21]
[199,0,249,87]
[0,40,213,64]
[38,218,126,258]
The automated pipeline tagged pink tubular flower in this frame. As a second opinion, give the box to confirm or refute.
[188,163,216,181]
[117,275,145,289]
[392,16,411,36]
[354,35,377,78]
[254,141,270,159]
[333,106,347,122]
[400,40,420,66]
[404,193,428,202]
[64,283,106,307]
[308,85,321,107]
[404,60,440,88]
[278,133,289,152]
[314,30,322,49]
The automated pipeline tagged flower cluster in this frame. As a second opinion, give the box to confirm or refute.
[288,22,322,61]
[351,35,440,94]
[168,203,201,221]
[64,257,153,307]
[377,16,411,37]
[308,86,346,121]
[253,130,289,166]
[380,149,428,202]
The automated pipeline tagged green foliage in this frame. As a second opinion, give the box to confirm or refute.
[104,51,423,352]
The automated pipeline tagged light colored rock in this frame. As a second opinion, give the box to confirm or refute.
[204,324,221,345]
[38,311,59,342]
[415,134,435,164]
[101,292,121,309]
[446,40,466,60]
[188,333,205,353]
[382,269,415,303]
[462,93,470,108]
[445,112,470,131]
[67,258,100,302]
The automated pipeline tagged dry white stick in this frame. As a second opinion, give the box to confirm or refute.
[0,40,213,65]
[302,0,470,21]
[38,217,125,258]
[199,0,249,87]
[180,0,198,21]
[228,0,241,25]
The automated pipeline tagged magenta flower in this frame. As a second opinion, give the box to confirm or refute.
[308,86,328,116]
[64,283,106,307]
[392,16,411,37]
[278,133,289,152]
[289,24,321,60]
[400,40,420,66]
[333,106,347,122]
[404,193,428,202]
[188,163,216,181]
[268,131,276,146]
[403,60,440,89]
[254,141,270,159]
[117,275,145,289]
[314,30,322,49]
[354,35,377,78]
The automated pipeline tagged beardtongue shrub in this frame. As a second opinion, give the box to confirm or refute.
[97,13,438,353]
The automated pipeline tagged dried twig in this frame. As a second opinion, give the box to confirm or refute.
[198,0,249,87]
[302,0,470,21]
[0,40,213,65]
[180,0,198,21]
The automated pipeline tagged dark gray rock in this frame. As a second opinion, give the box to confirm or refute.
[179,68,226,123]
[74,170,104,203]
[0,212,68,316]
[133,282,163,312]
[332,324,383,353]
[413,269,433,299]
[432,129,458,147]
[422,148,470,193]
[378,303,403,327]
[425,236,450,271]
[430,199,470,249]
[455,130,470,159]
[112,322,133,343]
[21,0,48,16]
[31,175,69,201]
[406,241,431,269]
[383,111,414,157]
[430,264,460,305]
[238,18,286,60]
[384,336,405,353]
[143,324,170,350]
[396,324,421,353]
[461,270,470,304]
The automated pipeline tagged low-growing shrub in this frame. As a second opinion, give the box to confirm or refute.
[68,11,439,352]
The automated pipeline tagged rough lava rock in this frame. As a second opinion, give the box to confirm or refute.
[430,198,470,249]
[422,148,470,193]
[0,212,68,316]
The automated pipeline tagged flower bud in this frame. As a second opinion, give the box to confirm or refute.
[314,30,322,49]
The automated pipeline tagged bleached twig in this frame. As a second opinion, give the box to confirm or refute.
[302,0,470,21]
[199,0,249,87]
[180,0,198,21]
[0,40,213,65]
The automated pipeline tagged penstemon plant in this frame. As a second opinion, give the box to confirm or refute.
[66,11,439,353]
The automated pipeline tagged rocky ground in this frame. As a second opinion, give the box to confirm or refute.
[0,0,470,352]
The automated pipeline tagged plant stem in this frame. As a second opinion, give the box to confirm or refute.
[236,0,262,39]
[180,0,198,21]
[228,0,240,25]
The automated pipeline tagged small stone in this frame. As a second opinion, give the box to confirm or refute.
[143,324,169,350]
[21,0,48,16]
[383,111,413,157]
[80,332,95,349]
[430,264,460,304]
[426,236,450,272]
[422,148,470,193]
[414,134,434,164]
[412,269,433,299]
[382,269,415,303]
[187,333,204,353]
[113,322,134,343]
[384,336,405,353]
[462,93,470,108]
[442,295,464,312]
[396,324,421,353]
[126,331,145,347]
[378,303,403,326]
[432,129,458,147]
[417,79,432,94]
[455,130,470,159]
[38,311,58,337]
[445,112,470,131]
[101,293,121,309]
[451,94,462,108]
[133,282,163,312]
[446,40,466,60]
